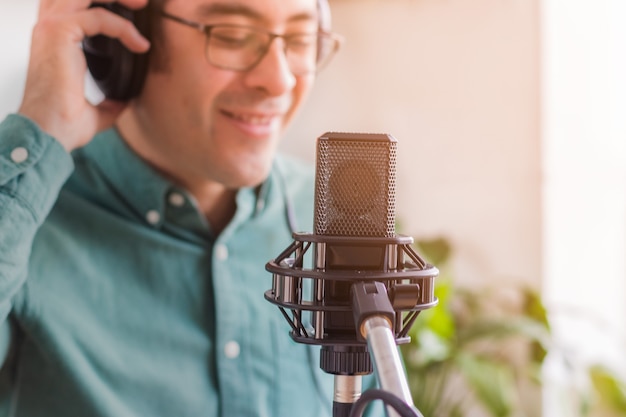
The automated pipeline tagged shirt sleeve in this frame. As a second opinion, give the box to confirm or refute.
[0,113,74,321]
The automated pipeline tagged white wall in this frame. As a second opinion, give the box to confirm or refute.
[286,0,543,288]
[0,1,37,118]
[542,0,626,364]
[541,1,626,414]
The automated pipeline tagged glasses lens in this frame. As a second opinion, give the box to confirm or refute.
[206,25,340,74]
[206,26,266,71]
[314,33,340,72]
[284,33,320,74]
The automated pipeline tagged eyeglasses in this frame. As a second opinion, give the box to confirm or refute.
[159,11,343,75]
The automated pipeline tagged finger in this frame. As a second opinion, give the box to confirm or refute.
[40,0,149,14]
[79,8,150,53]
[92,0,149,11]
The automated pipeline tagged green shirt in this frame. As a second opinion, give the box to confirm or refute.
[0,114,351,417]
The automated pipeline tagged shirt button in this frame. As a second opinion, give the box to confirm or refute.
[215,244,229,261]
[168,192,185,207]
[10,147,29,163]
[224,341,240,359]
[146,210,161,225]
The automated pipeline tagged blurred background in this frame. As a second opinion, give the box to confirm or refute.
[1,0,624,416]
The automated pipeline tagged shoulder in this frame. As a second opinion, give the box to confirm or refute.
[273,153,315,195]
[271,153,315,231]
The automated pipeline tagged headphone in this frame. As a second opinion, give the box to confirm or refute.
[83,0,332,101]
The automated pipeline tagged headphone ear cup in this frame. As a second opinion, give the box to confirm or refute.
[83,4,151,101]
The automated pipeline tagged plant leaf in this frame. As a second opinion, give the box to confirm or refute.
[457,317,551,351]
[589,365,626,412]
[415,237,452,265]
[456,353,515,417]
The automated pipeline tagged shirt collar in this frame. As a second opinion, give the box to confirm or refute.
[76,127,271,232]
[78,128,177,227]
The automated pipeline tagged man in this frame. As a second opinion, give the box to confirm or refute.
[0,0,359,415]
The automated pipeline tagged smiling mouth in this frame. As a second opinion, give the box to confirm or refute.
[221,110,279,126]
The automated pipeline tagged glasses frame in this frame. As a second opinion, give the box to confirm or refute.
[158,11,343,74]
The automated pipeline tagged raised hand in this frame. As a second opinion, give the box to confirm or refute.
[18,0,150,151]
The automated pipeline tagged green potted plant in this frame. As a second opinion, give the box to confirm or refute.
[402,237,626,417]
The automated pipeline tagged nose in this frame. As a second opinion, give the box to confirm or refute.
[243,38,297,96]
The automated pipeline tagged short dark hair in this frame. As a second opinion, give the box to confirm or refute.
[146,0,170,72]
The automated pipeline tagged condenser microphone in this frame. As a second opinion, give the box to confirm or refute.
[313,133,396,341]
[313,132,397,238]
[266,132,438,417]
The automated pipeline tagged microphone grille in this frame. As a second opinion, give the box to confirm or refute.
[313,132,397,237]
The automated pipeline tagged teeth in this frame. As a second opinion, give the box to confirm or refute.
[230,112,273,125]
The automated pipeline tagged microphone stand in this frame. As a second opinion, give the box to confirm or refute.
[332,374,363,417]
[264,233,437,417]
[349,281,422,417]
[363,316,416,417]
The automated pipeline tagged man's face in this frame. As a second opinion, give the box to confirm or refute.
[135,0,319,189]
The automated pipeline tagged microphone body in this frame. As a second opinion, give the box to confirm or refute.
[266,132,438,417]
